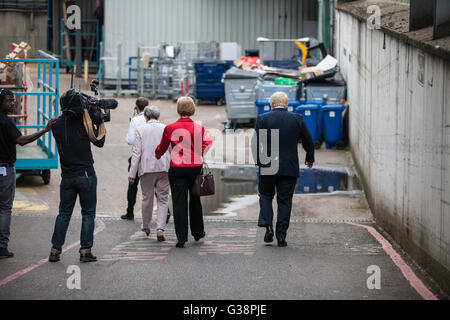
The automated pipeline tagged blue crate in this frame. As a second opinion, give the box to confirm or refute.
[245,49,259,57]
[264,60,301,70]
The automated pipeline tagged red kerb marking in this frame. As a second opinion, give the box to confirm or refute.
[347,222,438,300]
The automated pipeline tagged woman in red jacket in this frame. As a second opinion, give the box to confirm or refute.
[155,97,212,248]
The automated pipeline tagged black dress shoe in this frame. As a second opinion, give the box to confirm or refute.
[121,213,134,220]
[277,239,287,247]
[194,232,206,242]
[264,226,274,243]
[176,242,185,248]
[0,248,14,259]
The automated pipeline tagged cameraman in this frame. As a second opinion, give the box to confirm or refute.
[48,90,105,263]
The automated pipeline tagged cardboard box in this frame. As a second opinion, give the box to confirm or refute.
[299,66,324,79]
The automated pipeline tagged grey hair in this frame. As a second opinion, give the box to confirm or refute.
[269,91,289,108]
[144,105,160,120]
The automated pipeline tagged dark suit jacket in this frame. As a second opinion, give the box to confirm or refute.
[253,108,315,177]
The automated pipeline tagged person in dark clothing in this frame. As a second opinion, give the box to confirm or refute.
[48,91,105,263]
[121,97,148,220]
[253,92,315,247]
[0,89,56,258]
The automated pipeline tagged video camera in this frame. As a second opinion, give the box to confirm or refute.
[60,79,118,124]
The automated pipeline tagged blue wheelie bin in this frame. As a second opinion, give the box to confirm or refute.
[323,171,343,192]
[321,105,346,149]
[296,169,316,193]
[295,104,321,149]
[194,59,226,105]
[255,100,301,116]
[300,99,326,141]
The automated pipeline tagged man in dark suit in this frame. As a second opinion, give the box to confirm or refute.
[253,92,315,247]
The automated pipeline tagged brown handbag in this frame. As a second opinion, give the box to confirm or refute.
[191,164,215,197]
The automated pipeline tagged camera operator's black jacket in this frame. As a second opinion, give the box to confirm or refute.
[52,113,105,178]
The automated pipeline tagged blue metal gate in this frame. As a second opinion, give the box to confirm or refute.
[0,50,59,183]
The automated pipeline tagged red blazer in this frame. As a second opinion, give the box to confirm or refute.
[155,118,212,167]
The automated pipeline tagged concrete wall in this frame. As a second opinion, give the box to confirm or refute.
[0,12,47,58]
[335,10,450,292]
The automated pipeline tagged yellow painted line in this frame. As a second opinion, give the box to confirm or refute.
[13,200,49,211]
[16,187,38,195]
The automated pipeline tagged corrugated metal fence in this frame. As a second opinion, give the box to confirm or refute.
[104,0,318,77]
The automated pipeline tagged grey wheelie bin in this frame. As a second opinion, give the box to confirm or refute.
[223,67,260,128]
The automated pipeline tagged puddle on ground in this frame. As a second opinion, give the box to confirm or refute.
[201,165,361,216]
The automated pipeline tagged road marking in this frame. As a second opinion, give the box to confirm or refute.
[198,227,257,256]
[0,220,106,288]
[17,187,38,196]
[13,200,49,211]
[100,229,176,262]
[347,222,438,300]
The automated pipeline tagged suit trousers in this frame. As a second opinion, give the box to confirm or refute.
[127,156,140,215]
[139,172,170,231]
[168,166,204,243]
[257,174,297,241]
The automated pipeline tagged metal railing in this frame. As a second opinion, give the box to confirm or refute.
[60,18,99,67]
[0,50,59,171]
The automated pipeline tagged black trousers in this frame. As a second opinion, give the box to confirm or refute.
[168,166,204,243]
[257,174,297,241]
[127,156,140,215]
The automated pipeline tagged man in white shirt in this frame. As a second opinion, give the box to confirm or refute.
[121,97,148,220]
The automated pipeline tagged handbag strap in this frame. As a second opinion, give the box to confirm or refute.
[202,161,211,175]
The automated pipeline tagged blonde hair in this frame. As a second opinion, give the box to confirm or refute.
[177,96,196,117]
[269,92,289,108]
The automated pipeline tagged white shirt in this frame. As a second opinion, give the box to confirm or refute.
[125,112,146,146]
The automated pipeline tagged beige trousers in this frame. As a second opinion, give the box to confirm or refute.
[139,172,170,230]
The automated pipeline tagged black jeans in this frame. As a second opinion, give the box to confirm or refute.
[127,156,140,215]
[257,174,297,241]
[168,166,204,243]
[51,174,97,250]
[0,167,15,249]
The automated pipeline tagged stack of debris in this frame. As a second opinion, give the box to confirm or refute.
[0,42,31,122]
[0,42,31,73]
[231,50,339,83]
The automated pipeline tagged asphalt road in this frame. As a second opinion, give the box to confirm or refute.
[0,214,435,300]
[2,71,441,300]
